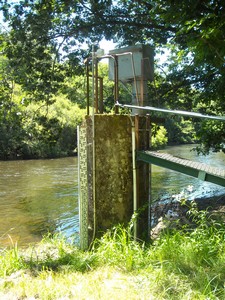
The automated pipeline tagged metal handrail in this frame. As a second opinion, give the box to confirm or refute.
[117,103,225,122]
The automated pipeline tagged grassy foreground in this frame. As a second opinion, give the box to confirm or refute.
[0,209,225,299]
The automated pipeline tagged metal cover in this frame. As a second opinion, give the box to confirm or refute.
[108,44,154,81]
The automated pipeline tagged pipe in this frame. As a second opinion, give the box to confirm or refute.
[86,53,118,113]
[131,121,137,240]
[118,104,225,121]
[99,77,104,113]
[91,45,96,246]
[86,60,90,115]
[114,56,119,113]
[95,58,98,113]
[89,52,140,111]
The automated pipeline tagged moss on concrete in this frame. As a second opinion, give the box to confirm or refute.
[94,115,133,232]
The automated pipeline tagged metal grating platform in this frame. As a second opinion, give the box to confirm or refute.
[137,150,225,187]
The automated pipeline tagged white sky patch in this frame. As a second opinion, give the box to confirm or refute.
[155,47,170,65]
[99,39,116,54]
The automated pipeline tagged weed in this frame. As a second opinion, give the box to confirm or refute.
[0,207,225,299]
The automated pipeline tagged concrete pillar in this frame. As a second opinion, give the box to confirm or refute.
[78,114,150,249]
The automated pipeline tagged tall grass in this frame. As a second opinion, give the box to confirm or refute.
[146,204,225,299]
[0,237,26,277]
[0,206,225,299]
[92,225,146,271]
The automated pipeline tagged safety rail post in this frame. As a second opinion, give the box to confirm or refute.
[134,114,151,240]
[99,77,104,114]
[95,58,99,113]
[85,59,90,115]
[114,56,119,114]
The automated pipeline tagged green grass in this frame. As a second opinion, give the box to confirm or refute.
[0,210,225,299]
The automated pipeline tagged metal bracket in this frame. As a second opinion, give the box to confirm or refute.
[198,170,206,181]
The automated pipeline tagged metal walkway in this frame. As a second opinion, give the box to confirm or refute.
[137,151,225,187]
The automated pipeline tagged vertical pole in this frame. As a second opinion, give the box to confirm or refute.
[134,114,150,240]
[140,59,144,107]
[95,58,98,113]
[148,116,152,236]
[92,46,95,115]
[132,120,137,240]
[86,61,90,115]
[91,45,96,244]
[114,56,119,114]
[99,77,104,114]
[134,115,140,236]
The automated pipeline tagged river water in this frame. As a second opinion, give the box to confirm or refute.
[0,157,79,247]
[0,145,224,247]
[151,144,225,201]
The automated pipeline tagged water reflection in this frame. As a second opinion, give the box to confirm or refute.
[0,157,79,247]
[0,145,224,247]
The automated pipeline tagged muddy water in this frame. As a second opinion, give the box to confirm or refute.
[0,157,79,247]
[0,145,224,247]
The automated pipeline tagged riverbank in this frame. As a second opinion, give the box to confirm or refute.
[150,191,225,239]
[1,207,225,300]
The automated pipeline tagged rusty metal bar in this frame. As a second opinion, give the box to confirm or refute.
[134,115,151,240]
[135,115,140,149]
[140,58,144,107]
[114,56,119,114]
[95,59,98,113]
[99,77,104,114]
[85,60,90,115]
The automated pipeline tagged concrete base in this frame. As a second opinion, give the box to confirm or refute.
[78,114,150,249]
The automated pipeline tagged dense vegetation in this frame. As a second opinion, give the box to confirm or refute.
[0,205,225,299]
[1,0,225,158]
[0,84,86,159]
[1,3,225,298]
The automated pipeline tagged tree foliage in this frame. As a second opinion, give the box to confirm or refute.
[1,0,225,154]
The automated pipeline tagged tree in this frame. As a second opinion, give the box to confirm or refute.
[1,0,225,153]
[0,51,26,159]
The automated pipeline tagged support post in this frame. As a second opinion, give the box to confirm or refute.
[99,77,104,114]
[134,115,150,240]
[95,59,99,113]
[114,56,119,114]
[86,60,90,115]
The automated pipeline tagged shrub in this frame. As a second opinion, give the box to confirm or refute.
[151,123,168,149]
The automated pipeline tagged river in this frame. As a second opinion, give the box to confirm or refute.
[151,144,225,201]
[0,145,224,247]
[0,157,79,247]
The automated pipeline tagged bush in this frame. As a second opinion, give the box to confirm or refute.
[0,93,86,159]
[151,124,168,149]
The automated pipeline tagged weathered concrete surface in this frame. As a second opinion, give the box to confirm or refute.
[79,114,151,248]
[94,115,133,233]
[79,115,134,247]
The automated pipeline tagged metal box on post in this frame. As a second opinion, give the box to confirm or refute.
[108,44,154,82]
